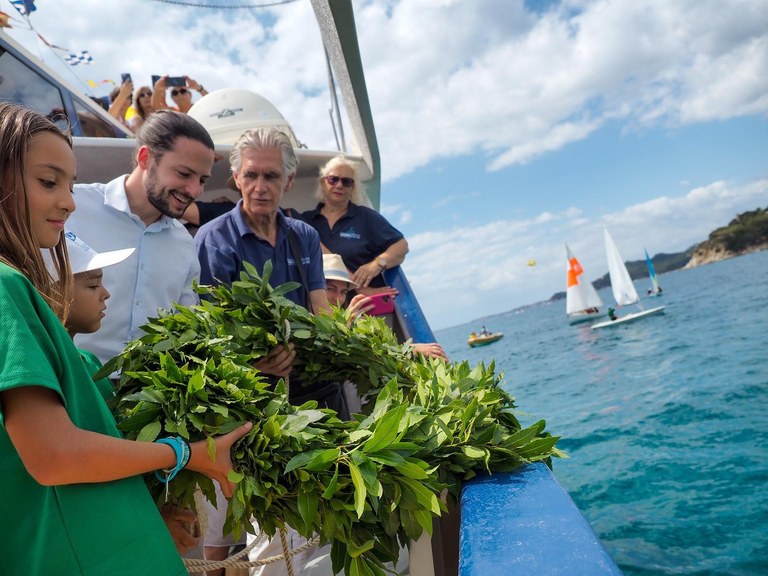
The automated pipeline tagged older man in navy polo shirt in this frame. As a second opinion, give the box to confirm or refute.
[195,126,331,576]
[195,127,329,377]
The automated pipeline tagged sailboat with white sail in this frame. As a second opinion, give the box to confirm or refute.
[592,230,665,330]
[565,245,603,324]
[644,248,663,296]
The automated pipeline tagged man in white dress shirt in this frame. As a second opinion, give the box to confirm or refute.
[67,110,215,366]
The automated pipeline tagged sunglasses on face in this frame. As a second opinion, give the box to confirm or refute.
[139,91,152,98]
[325,175,355,188]
[171,88,189,97]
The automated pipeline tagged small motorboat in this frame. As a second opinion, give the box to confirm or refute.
[467,331,504,347]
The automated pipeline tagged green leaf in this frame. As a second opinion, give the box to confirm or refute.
[363,403,407,454]
[348,539,375,558]
[394,458,430,480]
[367,450,406,467]
[297,485,319,532]
[306,448,341,472]
[187,370,205,396]
[348,461,367,518]
[285,448,340,473]
[399,477,440,515]
[321,466,340,499]
[136,421,161,442]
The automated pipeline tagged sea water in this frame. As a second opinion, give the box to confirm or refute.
[435,250,768,576]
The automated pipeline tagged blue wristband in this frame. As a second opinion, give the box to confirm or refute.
[154,436,191,484]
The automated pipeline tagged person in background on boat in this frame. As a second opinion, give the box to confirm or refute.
[152,74,208,114]
[107,77,133,128]
[324,253,448,361]
[480,325,489,336]
[182,194,237,235]
[128,84,155,131]
[301,156,409,292]
[66,110,214,368]
[608,307,617,321]
[0,102,252,576]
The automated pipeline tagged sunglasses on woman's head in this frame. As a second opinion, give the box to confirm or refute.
[325,175,355,188]
[171,88,189,97]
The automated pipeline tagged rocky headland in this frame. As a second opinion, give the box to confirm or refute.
[684,207,768,268]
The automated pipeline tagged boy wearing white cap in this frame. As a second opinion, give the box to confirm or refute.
[61,231,134,399]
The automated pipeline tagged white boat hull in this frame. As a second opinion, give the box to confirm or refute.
[568,311,603,325]
[591,306,666,329]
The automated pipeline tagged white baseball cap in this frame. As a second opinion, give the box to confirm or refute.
[63,231,134,274]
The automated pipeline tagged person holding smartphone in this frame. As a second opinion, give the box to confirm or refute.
[151,75,209,114]
[323,254,448,361]
[107,76,133,128]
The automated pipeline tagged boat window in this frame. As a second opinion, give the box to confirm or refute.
[0,47,66,126]
[71,97,122,137]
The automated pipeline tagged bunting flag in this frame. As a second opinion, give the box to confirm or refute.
[9,0,36,16]
[64,50,94,66]
[36,32,71,52]
[87,79,115,88]
[0,11,12,28]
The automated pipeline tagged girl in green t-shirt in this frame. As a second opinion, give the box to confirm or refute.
[0,102,252,576]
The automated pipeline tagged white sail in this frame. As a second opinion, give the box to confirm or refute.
[566,245,603,315]
[604,229,639,307]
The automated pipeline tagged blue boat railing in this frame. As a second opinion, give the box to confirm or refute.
[460,463,623,575]
[384,266,436,344]
[385,266,623,575]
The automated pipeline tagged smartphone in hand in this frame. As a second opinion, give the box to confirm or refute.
[166,76,187,87]
[121,73,132,84]
[367,292,395,316]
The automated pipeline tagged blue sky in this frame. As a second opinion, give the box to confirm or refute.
[4,0,767,329]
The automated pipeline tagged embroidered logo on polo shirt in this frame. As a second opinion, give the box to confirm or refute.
[288,257,312,266]
[339,227,361,240]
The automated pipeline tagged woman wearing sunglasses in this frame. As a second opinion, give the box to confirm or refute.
[301,156,409,289]
[128,85,155,130]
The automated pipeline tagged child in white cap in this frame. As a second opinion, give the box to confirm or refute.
[61,231,134,399]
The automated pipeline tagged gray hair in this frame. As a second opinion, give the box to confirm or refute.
[316,155,365,205]
[230,127,298,177]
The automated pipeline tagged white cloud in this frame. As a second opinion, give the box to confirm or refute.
[7,0,767,329]
[9,0,767,181]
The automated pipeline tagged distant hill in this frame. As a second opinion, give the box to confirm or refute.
[685,207,768,267]
[549,206,768,302]
[549,247,695,302]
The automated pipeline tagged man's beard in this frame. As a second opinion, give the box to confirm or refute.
[145,162,191,219]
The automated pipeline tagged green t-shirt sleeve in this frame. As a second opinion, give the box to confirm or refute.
[78,348,115,401]
[0,269,64,423]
